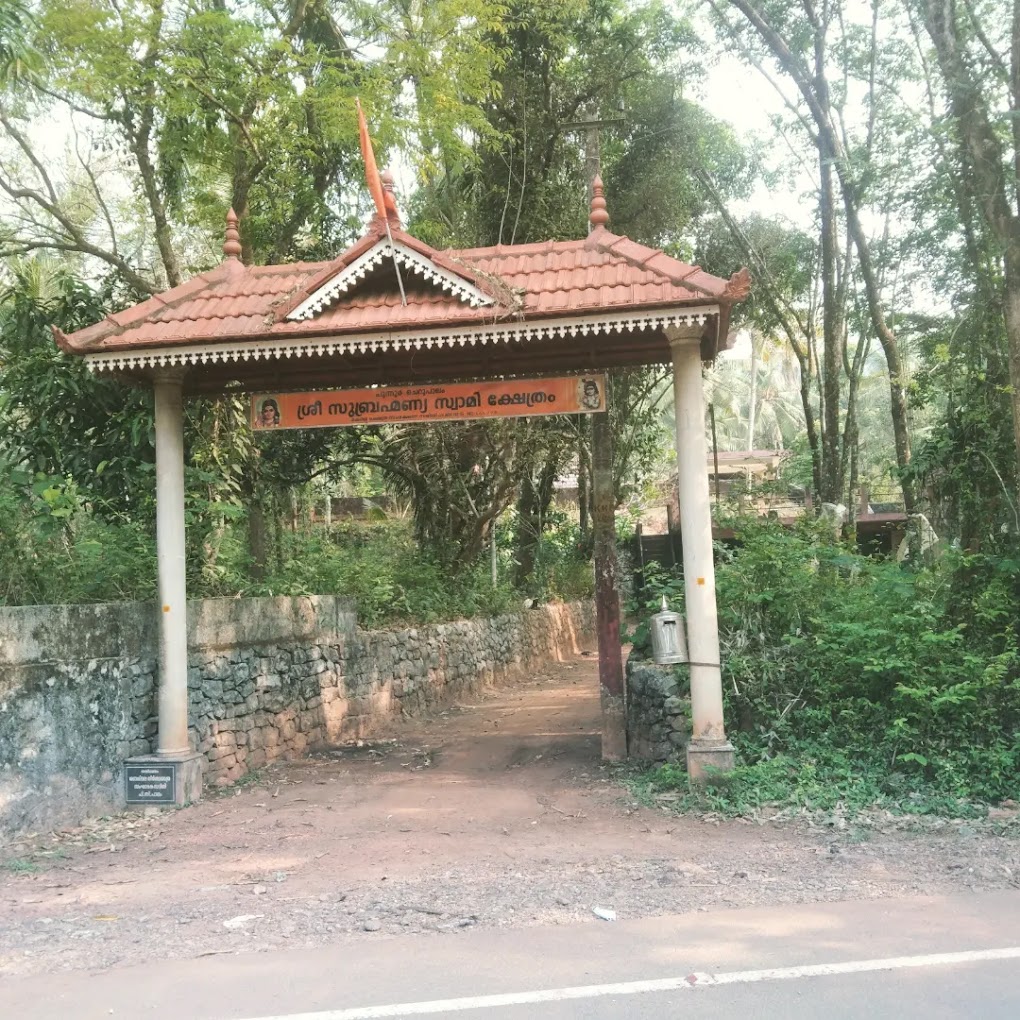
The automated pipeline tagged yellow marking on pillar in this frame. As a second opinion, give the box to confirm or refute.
[697,577,705,586]
[162,604,171,613]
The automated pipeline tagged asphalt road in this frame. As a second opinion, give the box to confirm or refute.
[6,891,1020,1019]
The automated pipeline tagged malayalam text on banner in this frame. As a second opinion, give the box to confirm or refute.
[251,375,607,430]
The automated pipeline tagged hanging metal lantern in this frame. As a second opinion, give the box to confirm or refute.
[650,595,689,665]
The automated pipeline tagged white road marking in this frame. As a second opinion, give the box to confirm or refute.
[235,945,1020,1020]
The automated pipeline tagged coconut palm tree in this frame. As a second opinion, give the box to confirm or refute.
[707,329,805,453]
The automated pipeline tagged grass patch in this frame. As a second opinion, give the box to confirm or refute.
[2,857,40,874]
[631,755,989,821]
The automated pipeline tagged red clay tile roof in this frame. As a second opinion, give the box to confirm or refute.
[55,217,748,355]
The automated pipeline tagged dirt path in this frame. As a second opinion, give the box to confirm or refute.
[2,653,1018,978]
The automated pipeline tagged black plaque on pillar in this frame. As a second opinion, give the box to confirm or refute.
[125,763,176,804]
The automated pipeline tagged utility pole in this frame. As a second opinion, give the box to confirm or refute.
[560,113,625,222]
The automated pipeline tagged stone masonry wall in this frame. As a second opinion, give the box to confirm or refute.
[0,598,593,835]
[625,651,691,762]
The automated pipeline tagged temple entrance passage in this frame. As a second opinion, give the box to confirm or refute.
[375,650,603,783]
[54,165,750,804]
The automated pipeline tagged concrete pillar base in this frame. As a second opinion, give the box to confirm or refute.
[686,740,735,784]
[124,752,203,809]
[600,694,627,761]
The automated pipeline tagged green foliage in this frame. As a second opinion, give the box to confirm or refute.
[697,215,815,336]
[636,515,1020,813]
[501,511,595,602]
[0,0,41,81]
[0,488,590,630]
[624,557,685,652]
[0,263,255,586]
[0,462,156,605]
[215,518,525,627]
[0,260,156,517]
[608,369,674,505]
[371,419,554,568]
[907,304,1016,550]
[411,0,745,250]
[24,0,509,271]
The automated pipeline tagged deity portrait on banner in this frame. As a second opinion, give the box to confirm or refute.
[255,397,282,427]
[578,377,603,411]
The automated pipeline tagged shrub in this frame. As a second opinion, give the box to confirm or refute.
[637,514,1020,812]
[0,449,593,630]
[0,466,156,605]
[193,517,528,628]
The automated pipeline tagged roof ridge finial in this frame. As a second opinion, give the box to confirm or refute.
[223,208,242,260]
[381,168,402,229]
[589,175,609,231]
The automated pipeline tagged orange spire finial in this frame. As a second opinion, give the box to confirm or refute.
[223,208,242,260]
[589,176,609,230]
[381,168,401,229]
[357,98,387,222]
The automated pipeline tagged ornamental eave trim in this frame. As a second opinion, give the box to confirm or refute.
[81,305,720,373]
[286,240,495,321]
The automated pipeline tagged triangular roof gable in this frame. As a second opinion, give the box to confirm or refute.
[281,228,496,323]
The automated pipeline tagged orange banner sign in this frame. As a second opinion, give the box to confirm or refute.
[251,376,607,430]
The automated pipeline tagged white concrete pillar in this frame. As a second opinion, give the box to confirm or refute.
[153,371,190,755]
[670,336,734,780]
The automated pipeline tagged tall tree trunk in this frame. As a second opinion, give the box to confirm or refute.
[577,417,590,543]
[920,0,1020,497]
[513,456,558,589]
[819,136,843,503]
[847,417,860,531]
[1006,248,1020,489]
[747,332,758,452]
[728,0,915,510]
[272,497,285,575]
[248,503,268,580]
[840,198,916,512]
[132,0,182,289]
[241,461,268,580]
